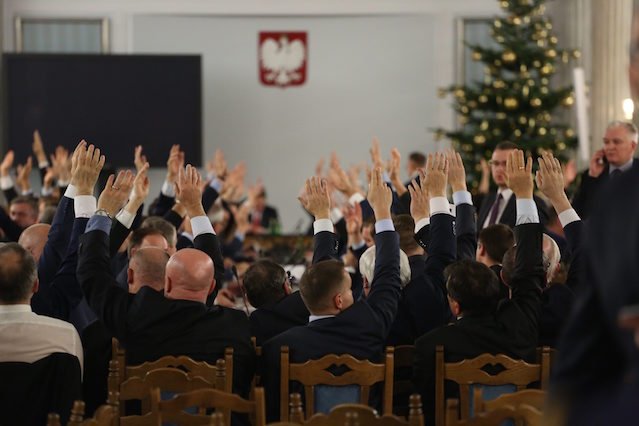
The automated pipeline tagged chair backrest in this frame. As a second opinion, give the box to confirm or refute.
[473,388,546,414]
[285,392,424,426]
[445,399,542,426]
[435,346,546,426]
[279,346,394,421]
[150,386,266,426]
[66,399,118,426]
[392,345,415,416]
[119,368,215,426]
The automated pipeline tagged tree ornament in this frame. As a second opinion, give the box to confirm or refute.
[494,19,503,28]
[474,134,487,144]
[540,86,549,95]
[543,112,552,121]
[500,0,510,9]
[502,50,517,63]
[562,94,575,107]
[478,95,488,103]
[454,89,466,98]
[468,100,478,108]
[572,50,582,59]
[522,85,530,97]
[529,118,536,128]
[459,116,469,125]
[472,50,483,61]
[557,142,567,150]
[561,52,570,63]
[496,96,503,105]
[504,97,519,109]
[480,120,489,131]
[512,17,522,26]
[514,129,522,137]
[438,87,448,98]
[434,130,445,141]
[496,112,507,119]
[493,80,506,89]
[546,49,557,58]
[550,36,558,45]
[540,63,554,75]
[565,128,575,138]
[545,21,553,30]
[533,60,542,68]
[541,77,550,86]
[460,106,470,114]
[493,128,502,136]
[496,36,505,43]
[538,127,547,136]
[519,115,528,124]
[537,39,547,48]
[530,98,542,107]
[494,59,503,66]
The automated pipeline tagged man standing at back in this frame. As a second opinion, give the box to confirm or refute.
[572,120,639,219]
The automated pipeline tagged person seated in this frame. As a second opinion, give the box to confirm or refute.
[248,189,280,235]
[127,247,170,294]
[412,150,544,425]
[0,243,83,425]
[78,162,255,398]
[243,259,309,346]
[0,195,39,242]
[18,223,50,262]
[476,224,514,299]
[114,227,170,288]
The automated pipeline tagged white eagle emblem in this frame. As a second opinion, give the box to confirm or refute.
[259,33,307,87]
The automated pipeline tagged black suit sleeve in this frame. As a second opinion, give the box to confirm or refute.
[78,226,131,340]
[163,209,185,230]
[109,220,132,258]
[202,185,220,213]
[150,192,176,217]
[312,230,339,264]
[37,196,74,287]
[414,224,430,252]
[455,203,477,260]
[2,186,18,205]
[563,220,583,291]
[571,170,604,219]
[193,232,224,305]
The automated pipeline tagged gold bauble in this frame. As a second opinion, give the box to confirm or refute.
[561,52,570,63]
[541,77,550,86]
[496,36,505,43]
[454,89,466,98]
[550,36,558,45]
[459,116,469,125]
[512,17,522,26]
[493,128,502,136]
[496,112,507,119]
[434,130,445,141]
[523,16,531,24]
[500,0,510,9]
[502,50,517,63]
[537,40,546,48]
[562,94,575,107]
[545,22,553,30]
[565,128,575,138]
[522,85,530,97]
[520,64,528,73]
[572,50,582,59]
[529,118,536,128]
[546,49,557,58]
[494,19,503,28]
[557,142,567,150]
[544,112,552,122]
[540,64,554,75]
[478,95,489,103]
[538,30,548,39]
[504,97,519,109]
[472,50,483,61]
[530,98,542,107]
[493,80,506,89]
[533,60,542,68]
[527,79,535,86]
[462,144,473,152]
[437,88,448,98]
[494,59,503,66]
[474,135,487,144]
[514,129,522,137]
[460,106,470,114]
[540,87,549,95]
[519,116,528,125]
[468,100,478,108]
[480,120,489,131]
[538,127,547,136]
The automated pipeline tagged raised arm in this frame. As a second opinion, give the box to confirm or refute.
[408,170,430,252]
[299,176,338,263]
[447,150,477,260]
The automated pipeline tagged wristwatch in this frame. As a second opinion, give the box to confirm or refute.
[94,209,113,219]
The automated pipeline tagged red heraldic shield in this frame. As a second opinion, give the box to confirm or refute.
[259,32,308,88]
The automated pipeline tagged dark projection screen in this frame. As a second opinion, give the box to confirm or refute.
[2,54,202,167]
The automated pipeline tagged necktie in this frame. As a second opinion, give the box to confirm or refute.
[610,169,622,180]
[487,193,503,226]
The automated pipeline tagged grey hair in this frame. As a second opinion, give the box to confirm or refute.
[542,234,561,284]
[607,120,639,142]
[359,245,411,288]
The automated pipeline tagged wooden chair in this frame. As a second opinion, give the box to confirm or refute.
[67,399,117,426]
[435,346,550,426]
[277,392,424,425]
[118,368,217,426]
[46,413,61,426]
[150,387,266,426]
[279,346,395,421]
[392,345,415,416]
[445,399,542,426]
[473,388,546,413]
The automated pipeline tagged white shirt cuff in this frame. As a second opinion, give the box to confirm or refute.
[191,215,215,237]
[57,179,70,187]
[209,178,223,193]
[115,209,135,229]
[74,196,97,218]
[20,189,33,196]
[430,197,451,216]
[0,176,13,190]
[348,193,365,206]
[375,218,395,233]
[330,207,344,224]
[40,186,54,197]
[161,180,176,197]
[38,160,50,169]
[64,184,78,199]
[558,209,581,228]
[452,190,473,206]
[314,218,334,234]
[515,199,540,225]
[415,217,430,233]
[351,240,366,251]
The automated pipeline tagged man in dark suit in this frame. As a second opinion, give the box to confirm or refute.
[572,120,639,219]
[476,224,514,299]
[412,150,544,424]
[262,168,403,421]
[248,189,280,234]
[242,259,309,346]
[477,142,547,229]
[78,164,255,397]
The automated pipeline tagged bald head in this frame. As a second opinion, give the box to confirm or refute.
[164,249,215,303]
[128,247,170,294]
[542,234,561,285]
[18,224,51,262]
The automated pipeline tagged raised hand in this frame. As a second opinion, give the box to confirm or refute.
[328,164,356,197]
[588,149,606,178]
[447,150,467,193]
[478,157,491,195]
[388,148,407,196]
[50,146,71,184]
[129,162,150,205]
[16,157,33,192]
[563,158,578,188]
[343,202,363,237]
[97,170,134,217]
[505,149,533,199]
[370,137,384,169]
[134,145,148,174]
[70,141,105,196]
[424,153,448,198]
[408,170,430,221]
[535,152,571,213]
[298,176,331,220]
[43,168,56,189]
[0,150,14,177]
[176,165,205,217]
[32,130,47,164]
[230,202,251,235]
[166,144,184,185]
[208,149,227,179]
[367,167,392,220]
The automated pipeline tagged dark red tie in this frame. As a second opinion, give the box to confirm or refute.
[487,193,503,226]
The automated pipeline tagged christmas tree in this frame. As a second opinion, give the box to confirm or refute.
[434,0,580,188]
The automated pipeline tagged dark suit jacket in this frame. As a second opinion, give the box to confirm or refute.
[571,159,639,219]
[477,191,548,229]
[250,291,309,347]
[413,222,543,424]
[36,195,75,288]
[262,227,401,421]
[386,213,456,346]
[249,205,279,230]
[78,227,255,397]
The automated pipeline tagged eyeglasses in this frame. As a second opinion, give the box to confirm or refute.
[488,160,508,168]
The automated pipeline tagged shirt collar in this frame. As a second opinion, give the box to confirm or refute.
[0,304,32,313]
[610,158,634,173]
[308,314,335,323]
[497,188,514,203]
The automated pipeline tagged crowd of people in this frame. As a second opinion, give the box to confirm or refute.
[0,115,637,425]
